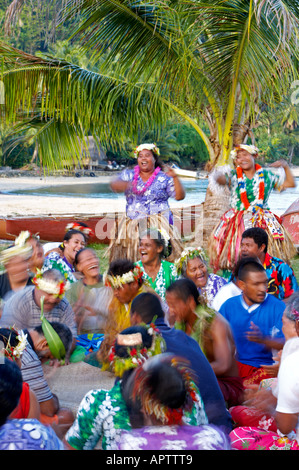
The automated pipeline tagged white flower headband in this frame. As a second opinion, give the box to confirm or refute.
[230,144,259,160]
[134,143,160,158]
[32,270,70,297]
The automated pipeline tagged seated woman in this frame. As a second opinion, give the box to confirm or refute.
[118,353,231,450]
[97,259,152,369]
[66,247,113,334]
[175,247,227,307]
[136,228,178,302]
[230,293,299,450]
[64,324,166,450]
[0,232,33,302]
[42,227,87,283]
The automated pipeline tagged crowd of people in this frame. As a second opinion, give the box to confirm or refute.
[0,142,298,451]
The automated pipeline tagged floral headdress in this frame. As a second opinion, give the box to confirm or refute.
[174,246,206,276]
[109,322,166,378]
[131,356,199,425]
[0,328,28,360]
[133,143,160,158]
[230,144,259,160]
[32,269,70,298]
[104,264,143,289]
[0,230,32,265]
[65,223,94,238]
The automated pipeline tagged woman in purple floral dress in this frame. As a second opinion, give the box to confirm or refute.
[109,143,185,262]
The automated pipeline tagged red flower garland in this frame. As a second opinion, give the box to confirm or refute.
[236,163,265,210]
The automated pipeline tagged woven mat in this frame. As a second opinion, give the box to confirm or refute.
[42,361,115,415]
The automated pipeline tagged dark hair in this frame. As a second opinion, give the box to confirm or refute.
[166,278,200,305]
[108,259,135,277]
[241,227,268,253]
[0,328,19,350]
[139,229,172,258]
[0,359,23,426]
[74,247,97,266]
[59,229,87,251]
[114,325,154,359]
[237,257,266,282]
[131,293,164,323]
[34,322,73,354]
[122,354,189,427]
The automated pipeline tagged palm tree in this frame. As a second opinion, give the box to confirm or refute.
[1,0,299,243]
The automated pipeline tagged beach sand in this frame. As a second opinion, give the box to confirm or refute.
[0,175,126,217]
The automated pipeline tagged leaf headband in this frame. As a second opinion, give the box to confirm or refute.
[174,246,206,276]
[0,230,32,265]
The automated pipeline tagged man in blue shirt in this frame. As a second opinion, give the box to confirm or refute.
[130,292,232,433]
[219,257,286,386]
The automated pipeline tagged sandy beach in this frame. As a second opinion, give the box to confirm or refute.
[0,175,126,217]
[0,167,298,218]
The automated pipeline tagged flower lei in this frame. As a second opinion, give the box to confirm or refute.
[174,246,206,276]
[32,269,69,298]
[109,322,166,378]
[0,328,28,360]
[132,356,199,425]
[236,163,265,210]
[65,223,94,237]
[131,165,161,196]
[104,264,143,289]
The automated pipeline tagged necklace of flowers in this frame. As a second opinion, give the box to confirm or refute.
[131,165,161,195]
[236,163,265,210]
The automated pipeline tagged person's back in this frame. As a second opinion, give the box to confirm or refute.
[154,318,232,432]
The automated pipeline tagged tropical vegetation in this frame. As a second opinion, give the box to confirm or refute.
[0,0,299,172]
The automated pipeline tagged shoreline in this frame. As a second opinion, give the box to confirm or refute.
[0,169,298,218]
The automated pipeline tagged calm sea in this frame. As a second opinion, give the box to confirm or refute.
[6,177,299,215]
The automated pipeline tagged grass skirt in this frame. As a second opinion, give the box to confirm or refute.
[208,207,296,272]
[107,212,184,263]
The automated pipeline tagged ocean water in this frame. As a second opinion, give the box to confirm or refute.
[6,177,299,215]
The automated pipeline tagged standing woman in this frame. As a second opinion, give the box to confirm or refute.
[208,144,296,272]
[109,143,185,262]
[42,229,86,283]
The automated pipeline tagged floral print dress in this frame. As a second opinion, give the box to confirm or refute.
[65,380,208,450]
